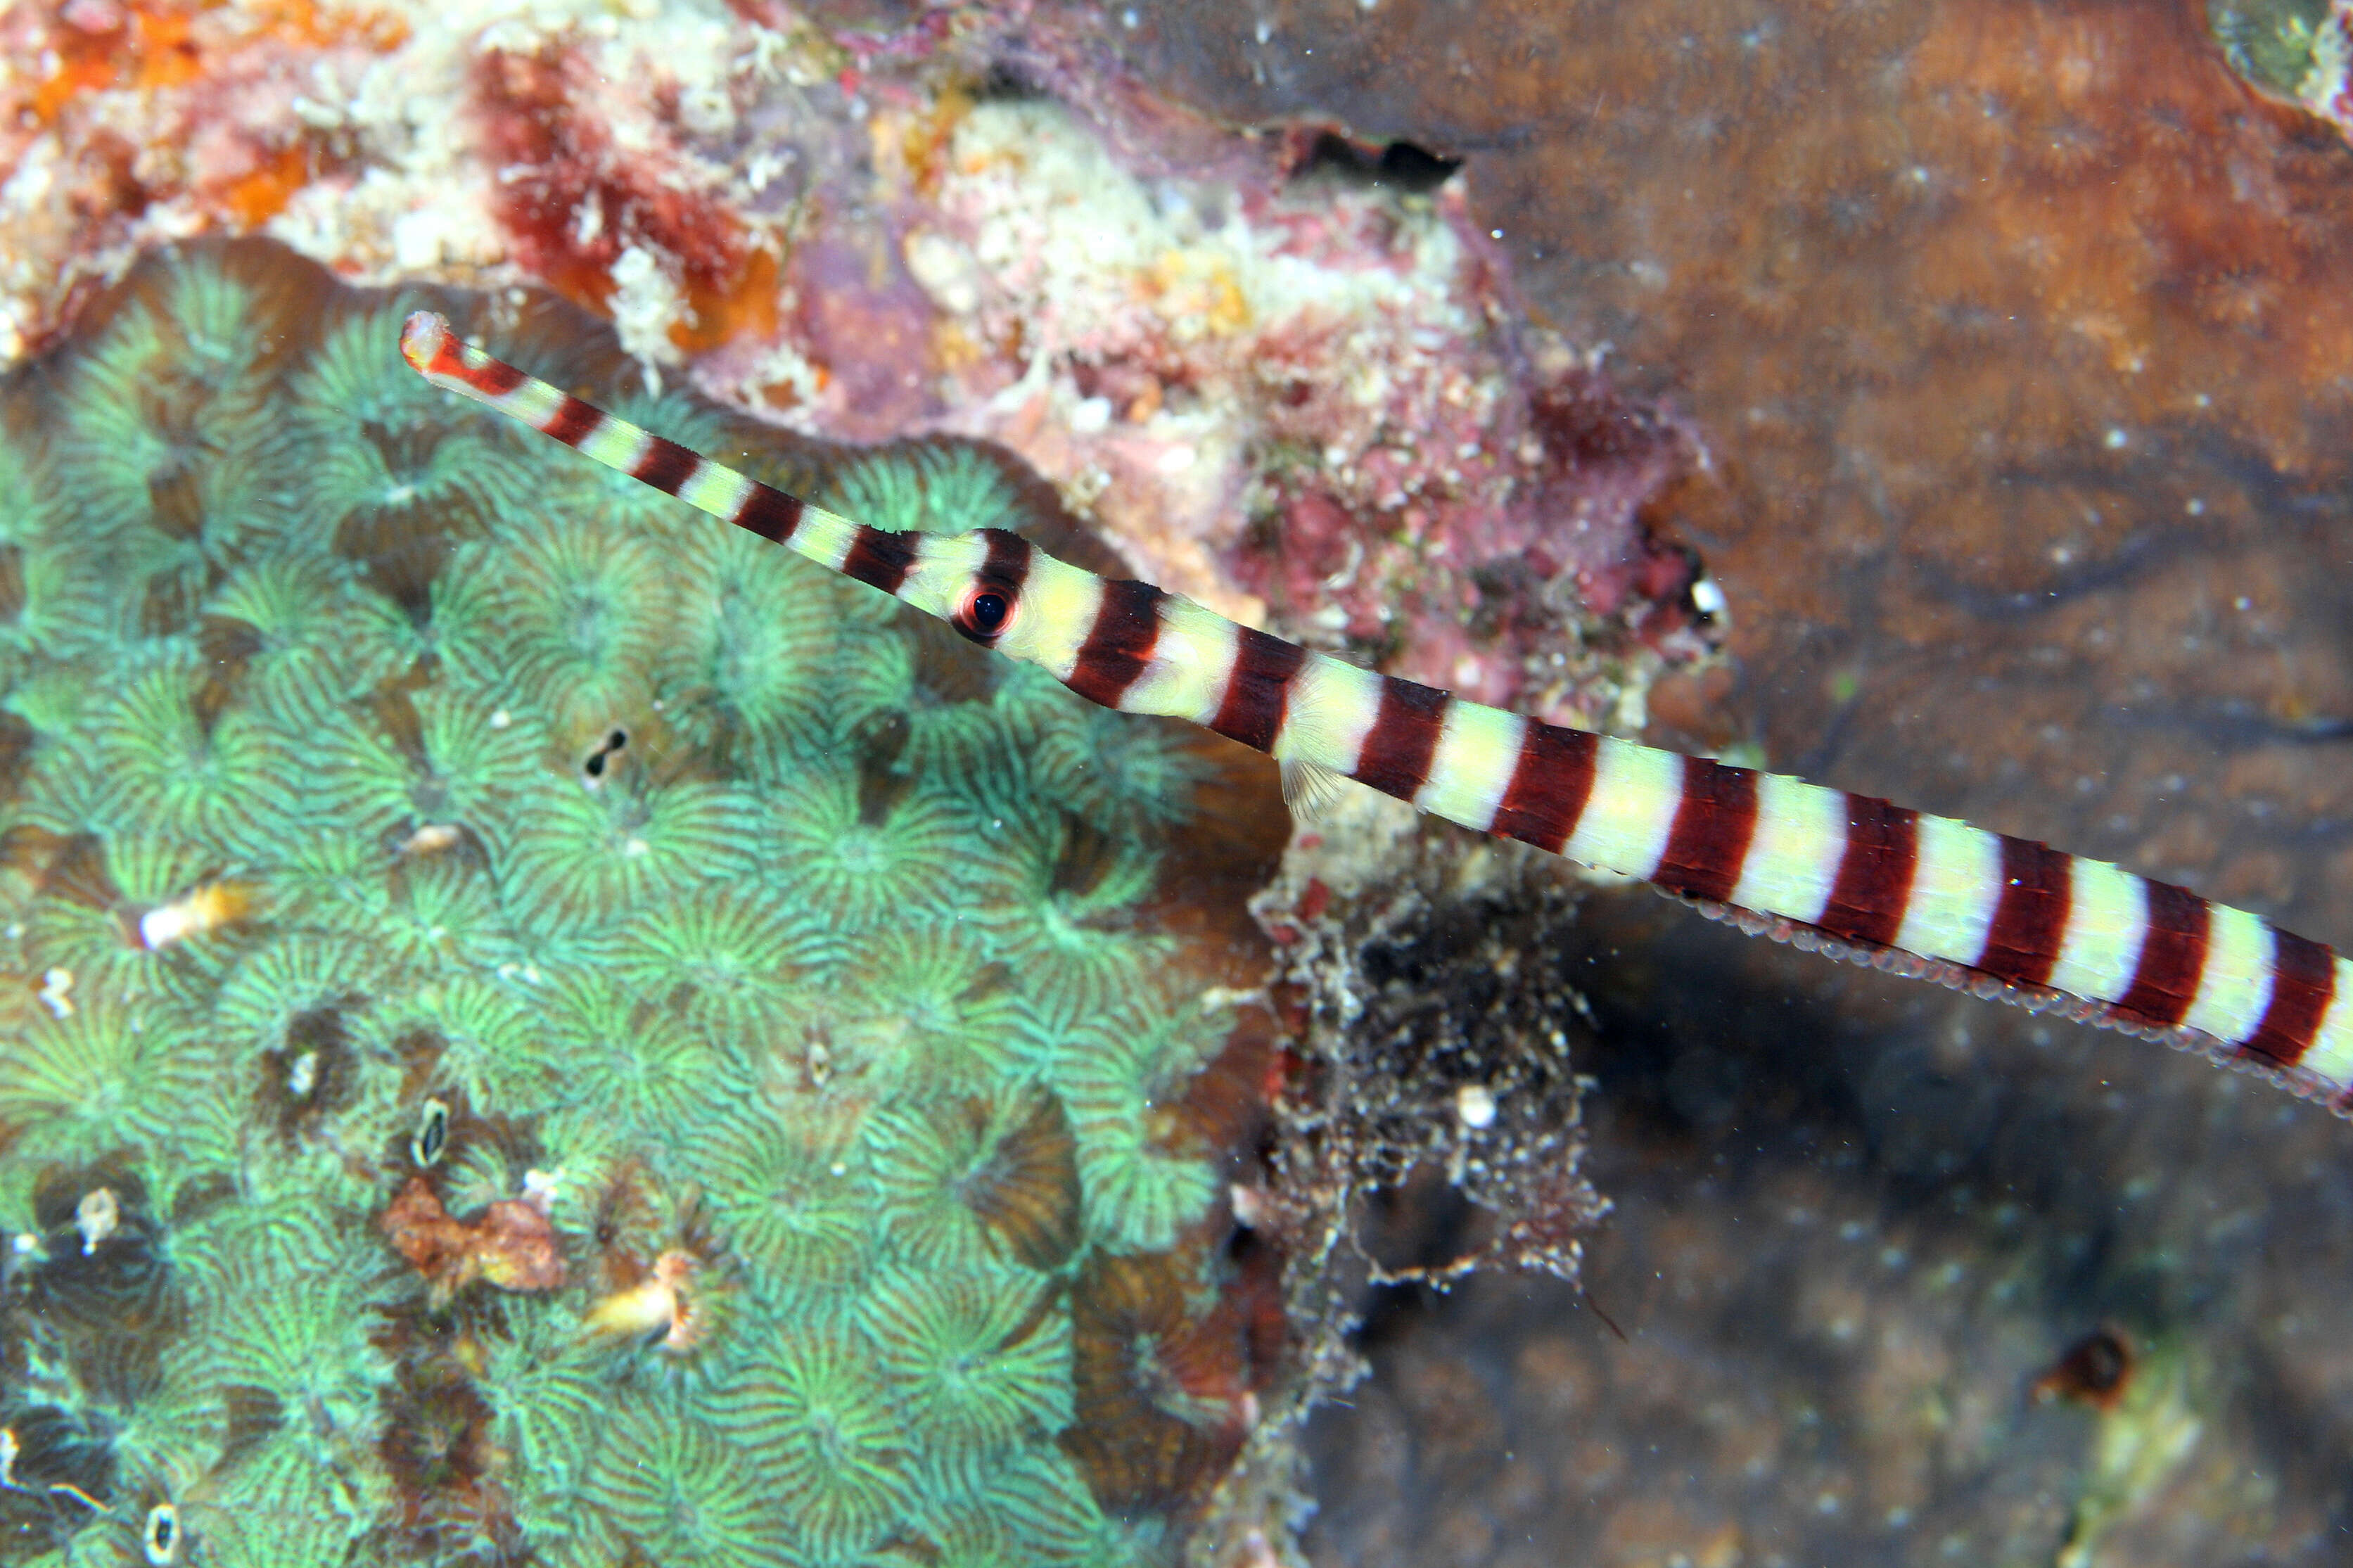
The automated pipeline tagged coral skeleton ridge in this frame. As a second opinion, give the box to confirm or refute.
[0,241,1286,1567]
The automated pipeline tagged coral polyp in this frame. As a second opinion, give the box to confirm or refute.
[578,1401,788,1568]
[0,241,1284,1567]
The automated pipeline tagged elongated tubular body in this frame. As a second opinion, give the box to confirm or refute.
[399,310,2353,1111]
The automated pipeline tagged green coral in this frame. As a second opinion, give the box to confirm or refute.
[825,443,1029,539]
[2208,0,2339,102]
[580,1400,790,1568]
[758,763,982,933]
[0,243,1268,1568]
[698,1107,877,1307]
[716,1329,914,1560]
[864,1259,1073,1453]
[1057,1002,1227,1255]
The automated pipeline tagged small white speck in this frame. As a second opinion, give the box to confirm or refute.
[2103,427,2128,450]
[2193,392,2212,408]
[139,904,192,951]
[75,1187,118,1256]
[1690,578,1727,616]
[37,967,73,1020]
[1489,228,1503,239]
[1154,445,1197,475]
[489,708,511,729]
[2235,596,2252,611]
[1255,20,1271,43]
[1122,6,1138,25]
[2186,497,2205,516]
[1455,1082,1498,1129]
[403,824,461,856]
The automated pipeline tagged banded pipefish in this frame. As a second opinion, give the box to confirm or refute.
[399,310,2353,1114]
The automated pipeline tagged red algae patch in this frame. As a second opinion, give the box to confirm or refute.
[381,1175,566,1306]
[473,42,780,357]
[0,0,407,353]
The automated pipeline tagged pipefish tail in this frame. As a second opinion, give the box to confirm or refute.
[399,309,2353,1114]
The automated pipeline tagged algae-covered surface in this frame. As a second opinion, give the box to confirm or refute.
[0,241,1288,1567]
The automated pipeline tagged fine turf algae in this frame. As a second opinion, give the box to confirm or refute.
[0,240,1286,1567]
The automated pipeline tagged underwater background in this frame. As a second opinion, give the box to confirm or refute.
[4,1,2353,1565]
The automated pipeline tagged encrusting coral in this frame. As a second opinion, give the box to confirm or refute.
[0,240,1289,1567]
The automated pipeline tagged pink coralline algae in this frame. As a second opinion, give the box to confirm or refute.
[0,1,1716,731]
[1228,333,1709,717]
[783,79,1718,723]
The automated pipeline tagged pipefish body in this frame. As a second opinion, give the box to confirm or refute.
[399,309,2353,1115]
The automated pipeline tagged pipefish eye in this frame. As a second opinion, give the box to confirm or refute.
[958,585,1013,641]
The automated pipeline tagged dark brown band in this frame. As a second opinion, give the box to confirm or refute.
[1209,627,1307,753]
[1065,578,1165,707]
[2242,927,2335,1068]
[1654,757,1760,905]
[1976,835,2073,988]
[841,526,920,597]
[1489,722,1598,855]
[2114,879,2209,1028]
[1349,678,1450,801]
[1818,796,1919,950]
